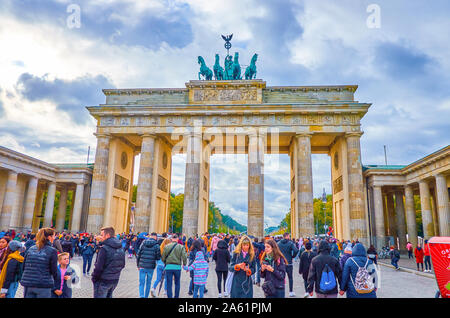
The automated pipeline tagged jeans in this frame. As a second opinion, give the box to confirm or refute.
[165,269,181,298]
[152,264,167,291]
[266,288,285,298]
[193,284,205,298]
[424,256,432,271]
[6,282,19,298]
[139,268,155,298]
[286,265,294,292]
[23,287,51,298]
[93,280,118,298]
[391,257,399,269]
[255,260,261,284]
[408,251,413,259]
[82,254,94,273]
[216,270,228,293]
[417,262,424,271]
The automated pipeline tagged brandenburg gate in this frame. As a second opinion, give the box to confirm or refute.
[86,79,371,244]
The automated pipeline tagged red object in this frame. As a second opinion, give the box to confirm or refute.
[424,243,431,256]
[414,247,424,263]
[429,237,450,298]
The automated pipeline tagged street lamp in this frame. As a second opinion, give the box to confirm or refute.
[322,188,327,235]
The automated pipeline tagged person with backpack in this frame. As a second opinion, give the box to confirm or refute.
[307,240,342,298]
[136,232,161,298]
[389,246,400,270]
[91,227,126,298]
[161,234,187,298]
[414,243,424,271]
[213,239,231,298]
[0,240,24,298]
[277,233,299,297]
[340,243,377,298]
[299,241,317,298]
[183,249,209,298]
[260,239,287,298]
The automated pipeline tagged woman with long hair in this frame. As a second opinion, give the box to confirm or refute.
[229,235,256,298]
[20,228,58,298]
[151,238,171,297]
[260,239,287,298]
[0,236,11,267]
[0,241,24,298]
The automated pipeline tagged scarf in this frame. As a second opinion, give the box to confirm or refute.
[0,251,24,289]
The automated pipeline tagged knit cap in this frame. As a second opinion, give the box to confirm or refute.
[9,240,23,252]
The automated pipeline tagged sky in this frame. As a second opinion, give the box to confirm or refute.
[0,0,449,228]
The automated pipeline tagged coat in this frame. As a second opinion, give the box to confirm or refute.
[213,240,231,272]
[260,256,286,290]
[341,243,377,298]
[229,251,256,298]
[91,238,125,283]
[81,241,96,256]
[277,239,299,265]
[306,240,342,295]
[162,242,187,266]
[299,249,317,277]
[184,251,209,285]
[20,242,58,288]
[51,265,79,298]
[414,247,424,263]
[136,238,160,269]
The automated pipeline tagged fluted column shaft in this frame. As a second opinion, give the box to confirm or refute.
[43,182,56,228]
[248,133,265,238]
[22,177,38,231]
[0,171,18,229]
[296,134,314,237]
[419,180,434,239]
[56,187,68,232]
[373,186,386,248]
[394,190,407,251]
[71,183,85,233]
[405,185,418,247]
[435,174,449,236]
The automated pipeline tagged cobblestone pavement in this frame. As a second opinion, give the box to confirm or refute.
[15,255,438,298]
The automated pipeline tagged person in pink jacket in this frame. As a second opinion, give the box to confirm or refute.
[211,235,221,258]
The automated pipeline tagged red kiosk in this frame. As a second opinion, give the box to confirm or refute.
[429,236,450,298]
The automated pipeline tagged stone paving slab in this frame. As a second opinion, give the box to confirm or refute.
[15,255,438,298]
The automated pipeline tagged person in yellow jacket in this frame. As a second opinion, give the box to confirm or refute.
[0,240,24,298]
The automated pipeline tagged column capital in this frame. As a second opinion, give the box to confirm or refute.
[295,132,313,139]
[140,133,157,139]
[345,131,364,138]
[94,133,111,139]
[434,172,446,179]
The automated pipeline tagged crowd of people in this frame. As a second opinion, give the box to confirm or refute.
[0,227,433,299]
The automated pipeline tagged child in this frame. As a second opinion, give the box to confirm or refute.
[52,252,79,298]
[183,250,209,298]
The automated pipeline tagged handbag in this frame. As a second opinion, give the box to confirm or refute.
[261,280,276,297]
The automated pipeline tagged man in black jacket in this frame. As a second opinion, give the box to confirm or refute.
[136,232,160,298]
[299,241,317,298]
[307,240,343,298]
[91,227,125,298]
[277,233,299,297]
[61,235,73,258]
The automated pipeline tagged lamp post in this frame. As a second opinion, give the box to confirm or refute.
[322,188,327,235]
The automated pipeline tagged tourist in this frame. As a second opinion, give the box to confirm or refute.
[24,234,35,253]
[81,236,96,275]
[20,228,58,298]
[91,227,126,298]
[389,246,400,270]
[183,249,209,298]
[52,234,63,254]
[187,239,207,295]
[161,233,187,298]
[229,235,256,298]
[307,240,342,298]
[406,241,413,259]
[299,241,317,298]
[339,246,353,269]
[367,245,378,265]
[340,243,377,298]
[0,236,11,262]
[52,252,79,298]
[152,238,170,297]
[423,240,432,273]
[330,238,340,260]
[260,239,287,298]
[61,235,73,258]
[0,240,24,298]
[136,232,161,298]
[210,235,220,258]
[213,239,231,297]
[414,243,424,272]
[277,232,299,297]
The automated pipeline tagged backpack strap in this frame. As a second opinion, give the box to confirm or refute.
[350,257,361,269]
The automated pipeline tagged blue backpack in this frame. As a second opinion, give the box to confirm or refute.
[319,264,337,293]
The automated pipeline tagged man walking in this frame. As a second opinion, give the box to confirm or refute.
[278,232,299,297]
[136,232,161,298]
[91,227,125,298]
[161,234,187,298]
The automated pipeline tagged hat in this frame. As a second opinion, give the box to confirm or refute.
[9,240,23,252]
[344,246,352,254]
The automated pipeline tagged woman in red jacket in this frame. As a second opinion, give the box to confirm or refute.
[414,244,424,271]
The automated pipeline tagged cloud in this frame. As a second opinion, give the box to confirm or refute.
[15,72,114,124]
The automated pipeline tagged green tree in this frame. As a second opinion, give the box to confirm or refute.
[313,194,333,235]
[169,193,184,233]
[132,185,137,203]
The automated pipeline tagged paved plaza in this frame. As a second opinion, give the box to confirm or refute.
[14,254,439,298]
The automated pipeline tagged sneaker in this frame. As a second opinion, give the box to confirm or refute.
[289,292,296,297]
[188,291,193,295]
[396,267,400,270]
[150,288,156,297]
[304,292,309,298]
[223,292,229,297]
[218,293,222,298]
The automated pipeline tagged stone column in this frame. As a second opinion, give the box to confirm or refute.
[0,170,18,229]
[183,133,202,238]
[32,186,44,232]
[248,132,265,238]
[295,133,314,237]
[55,186,68,232]
[22,177,38,231]
[394,190,407,251]
[419,180,434,239]
[405,185,418,247]
[386,193,397,238]
[345,133,368,245]
[71,183,85,233]
[135,134,156,233]
[87,133,111,233]
[43,182,56,228]
[373,186,386,249]
[435,174,450,236]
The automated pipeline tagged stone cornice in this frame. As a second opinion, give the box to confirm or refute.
[103,88,187,96]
